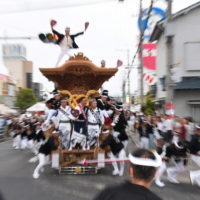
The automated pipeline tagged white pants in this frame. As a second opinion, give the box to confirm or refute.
[20,138,28,149]
[155,162,167,182]
[21,139,34,150]
[127,130,140,148]
[59,123,71,135]
[149,134,156,150]
[140,137,149,149]
[88,125,100,148]
[55,48,73,67]
[190,155,200,186]
[108,149,126,176]
[32,140,44,155]
[27,140,34,150]
[167,161,186,181]
[59,123,71,149]
[13,135,21,149]
[70,131,86,150]
[122,140,128,150]
[33,153,49,178]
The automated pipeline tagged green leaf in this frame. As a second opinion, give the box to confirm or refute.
[15,88,37,112]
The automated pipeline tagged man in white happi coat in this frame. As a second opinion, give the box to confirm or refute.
[50,20,89,67]
[188,125,200,187]
[32,123,46,155]
[42,99,57,132]
[87,99,104,148]
[54,99,75,149]
[96,90,109,119]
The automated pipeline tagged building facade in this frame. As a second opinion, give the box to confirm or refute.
[150,2,200,122]
[1,44,44,106]
[3,44,33,89]
[0,74,17,107]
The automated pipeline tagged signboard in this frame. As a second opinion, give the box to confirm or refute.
[138,7,166,39]
[142,43,156,70]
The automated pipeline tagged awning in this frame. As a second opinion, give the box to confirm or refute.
[0,104,17,114]
[26,102,46,112]
[175,77,200,90]
[187,100,200,105]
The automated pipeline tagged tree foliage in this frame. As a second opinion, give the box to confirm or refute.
[15,88,37,112]
[141,91,155,115]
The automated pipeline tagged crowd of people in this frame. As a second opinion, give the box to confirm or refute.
[7,89,199,186]
[128,111,200,187]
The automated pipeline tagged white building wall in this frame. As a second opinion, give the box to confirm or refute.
[172,7,200,77]
[174,90,200,122]
[156,34,167,99]
[156,7,200,99]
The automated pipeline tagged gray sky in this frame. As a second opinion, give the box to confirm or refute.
[0,0,199,96]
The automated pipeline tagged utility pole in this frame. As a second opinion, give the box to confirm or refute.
[122,77,126,104]
[165,0,174,105]
[139,0,144,106]
[117,49,130,105]
[126,49,132,109]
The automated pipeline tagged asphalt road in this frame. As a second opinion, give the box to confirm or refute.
[0,140,199,200]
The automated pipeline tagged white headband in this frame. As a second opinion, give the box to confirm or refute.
[173,141,184,149]
[195,125,200,129]
[102,130,110,134]
[129,151,162,168]
[115,107,123,111]
[61,99,68,102]
[52,130,59,134]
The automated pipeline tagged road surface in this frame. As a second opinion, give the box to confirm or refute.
[0,140,199,200]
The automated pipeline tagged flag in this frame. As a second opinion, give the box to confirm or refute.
[143,73,156,85]
[116,60,123,68]
[145,75,150,81]
[85,22,89,31]
[50,19,57,27]
[142,43,157,70]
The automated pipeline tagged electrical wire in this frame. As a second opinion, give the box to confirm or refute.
[130,0,154,67]
[0,0,115,14]
[0,0,119,39]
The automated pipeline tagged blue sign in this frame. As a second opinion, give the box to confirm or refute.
[138,7,166,38]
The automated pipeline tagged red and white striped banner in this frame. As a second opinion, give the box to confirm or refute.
[143,72,156,85]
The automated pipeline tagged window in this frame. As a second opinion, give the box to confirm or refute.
[26,73,32,88]
[8,84,15,96]
[184,42,200,71]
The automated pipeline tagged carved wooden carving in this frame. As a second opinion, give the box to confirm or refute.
[40,53,118,95]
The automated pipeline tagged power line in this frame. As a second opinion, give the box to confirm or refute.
[0,0,116,14]
[129,0,154,106]
[130,0,154,67]
[0,37,37,40]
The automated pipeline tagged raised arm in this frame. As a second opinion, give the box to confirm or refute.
[71,32,84,38]
[71,22,89,38]
[50,19,64,38]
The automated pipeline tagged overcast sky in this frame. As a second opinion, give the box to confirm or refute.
[0,0,199,96]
